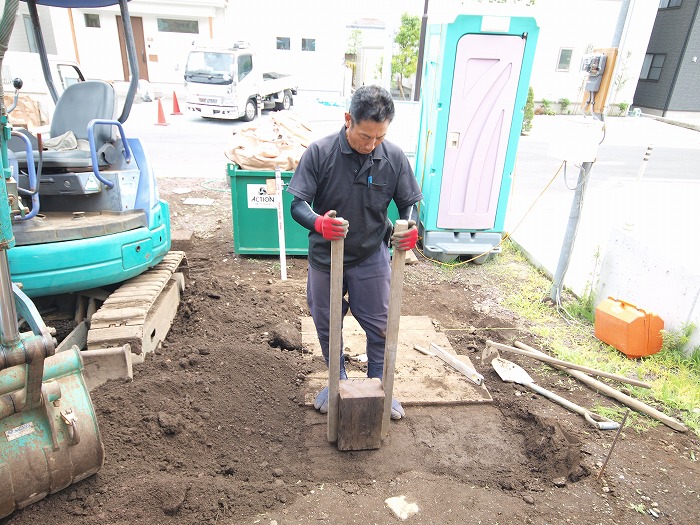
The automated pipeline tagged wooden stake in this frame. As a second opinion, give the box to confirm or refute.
[381,220,408,439]
[597,409,629,480]
[327,235,344,442]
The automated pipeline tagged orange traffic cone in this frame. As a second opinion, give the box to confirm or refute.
[155,98,169,126]
[171,91,182,115]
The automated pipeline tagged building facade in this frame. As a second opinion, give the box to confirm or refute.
[224,1,346,93]
[6,0,345,93]
[7,0,681,112]
[633,0,700,120]
[505,0,657,115]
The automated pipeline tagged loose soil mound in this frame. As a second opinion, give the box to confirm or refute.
[4,179,698,525]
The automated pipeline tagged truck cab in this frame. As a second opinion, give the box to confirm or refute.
[2,51,85,128]
[184,43,297,121]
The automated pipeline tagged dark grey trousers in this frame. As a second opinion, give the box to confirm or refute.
[307,243,391,379]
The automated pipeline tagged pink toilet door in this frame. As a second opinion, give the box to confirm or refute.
[437,33,525,230]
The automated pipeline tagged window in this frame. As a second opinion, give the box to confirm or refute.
[302,38,316,52]
[23,15,38,52]
[157,18,198,34]
[238,55,253,82]
[556,48,573,71]
[659,0,682,8]
[276,37,290,50]
[56,63,84,91]
[640,53,665,80]
[84,14,101,28]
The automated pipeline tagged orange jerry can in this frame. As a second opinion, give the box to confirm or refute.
[594,297,664,358]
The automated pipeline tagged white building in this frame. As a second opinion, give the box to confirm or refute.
[8,0,347,93]
[6,0,659,109]
[224,1,346,93]
[347,18,388,89]
[345,0,658,112]
[524,0,657,112]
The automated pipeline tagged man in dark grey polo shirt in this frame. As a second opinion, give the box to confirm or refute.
[287,85,422,420]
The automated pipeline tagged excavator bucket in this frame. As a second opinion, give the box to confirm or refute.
[0,0,105,518]
[0,345,104,518]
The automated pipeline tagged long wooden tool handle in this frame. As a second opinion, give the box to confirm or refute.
[514,341,687,433]
[327,236,344,443]
[381,220,408,439]
[487,340,652,389]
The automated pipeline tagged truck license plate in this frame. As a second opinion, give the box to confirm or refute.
[200,97,218,104]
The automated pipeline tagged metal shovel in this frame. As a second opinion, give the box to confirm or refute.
[491,357,620,431]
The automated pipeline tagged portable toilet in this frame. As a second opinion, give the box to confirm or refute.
[414,14,539,263]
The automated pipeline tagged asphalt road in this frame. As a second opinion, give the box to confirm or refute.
[508,114,700,288]
[121,90,347,181]
[121,97,249,180]
[124,90,700,184]
[123,90,700,286]
[121,90,700,344]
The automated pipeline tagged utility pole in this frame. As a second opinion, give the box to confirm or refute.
[549,1,632,303]
[413,0,429,102]
[549,161,594,304]
[381,27,394,91]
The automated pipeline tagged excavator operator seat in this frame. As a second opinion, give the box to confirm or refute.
[51,80,116,148]
[12,80,119,170]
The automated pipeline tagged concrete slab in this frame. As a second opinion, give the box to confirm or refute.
[82,344,133,391]
[302,315,492,406]
[508,115,700,351]
[170,229,194,251]
[596,227,700,337]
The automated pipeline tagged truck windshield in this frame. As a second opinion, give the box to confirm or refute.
[184,51,235,85]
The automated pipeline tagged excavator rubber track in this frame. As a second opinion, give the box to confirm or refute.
[86,250,188,364]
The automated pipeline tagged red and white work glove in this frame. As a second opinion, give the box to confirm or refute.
[314,210,349,241]
[391,220,418,251]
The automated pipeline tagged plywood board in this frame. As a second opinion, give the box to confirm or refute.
[302,315,492,406]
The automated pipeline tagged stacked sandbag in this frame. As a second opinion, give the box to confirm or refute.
[225,111,312,171]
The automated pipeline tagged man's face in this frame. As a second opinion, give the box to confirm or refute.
[345,112,390,155]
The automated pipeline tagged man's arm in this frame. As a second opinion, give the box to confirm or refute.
[290,196,319,230]
[398,204,418,223]
[291,196,348,240]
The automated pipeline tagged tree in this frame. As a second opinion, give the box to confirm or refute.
[345,29,362,88]
[610,50,632,109]
[391,13,420,99]
[522,86,534,134]
[346,29,362,57]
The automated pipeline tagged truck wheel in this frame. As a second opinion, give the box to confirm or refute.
[242,99,257,121]
[276,90,292,111]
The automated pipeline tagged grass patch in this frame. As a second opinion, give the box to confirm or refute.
[483,240,700,435]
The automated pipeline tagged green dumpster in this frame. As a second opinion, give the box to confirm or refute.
[227,163,309,255]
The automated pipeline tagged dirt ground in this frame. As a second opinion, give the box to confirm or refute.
[4,176,700,525]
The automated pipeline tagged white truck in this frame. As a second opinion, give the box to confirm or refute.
[184,43,297,121]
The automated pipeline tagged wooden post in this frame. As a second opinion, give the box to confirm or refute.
[327,235,344,442]
[381,220,408,439]
[274,167,287,280]
[337,378,384,451]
